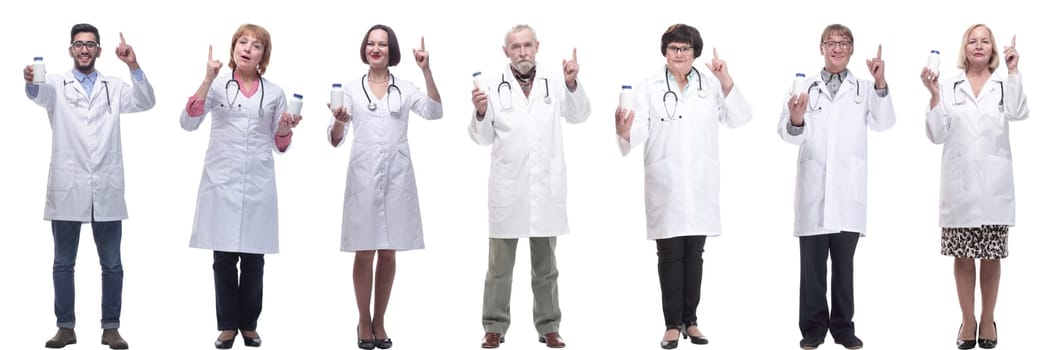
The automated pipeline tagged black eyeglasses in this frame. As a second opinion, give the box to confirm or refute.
[666,45,693,55]
[70,41,99,50]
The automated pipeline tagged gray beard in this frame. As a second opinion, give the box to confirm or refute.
[513,61,535,74]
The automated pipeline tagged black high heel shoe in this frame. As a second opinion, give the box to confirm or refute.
[957,322,977,349]
[660,325,680,349]
[371,325,392,349]
[978,322,997,349]
[357,324,376,350]
[680,322,709,345]
[214,332,236,350]
[241,330,262,347]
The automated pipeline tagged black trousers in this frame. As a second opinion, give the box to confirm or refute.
[657,235,706,327]
[213,251,264,331]
[799,232,859,342]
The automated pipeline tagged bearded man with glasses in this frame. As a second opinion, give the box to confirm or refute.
[23,22,156,350]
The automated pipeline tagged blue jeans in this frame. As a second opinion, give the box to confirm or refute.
[52,220,123,329]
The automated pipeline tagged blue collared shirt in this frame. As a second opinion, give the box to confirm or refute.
[73,70,99,96]
[666,68,700,96]
[26,69,145,98]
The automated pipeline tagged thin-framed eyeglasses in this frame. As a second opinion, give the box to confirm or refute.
[822,41,852,50]
[70,41,99,50]
[667,45,693,55]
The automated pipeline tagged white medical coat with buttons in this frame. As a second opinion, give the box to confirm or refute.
[329,75,442,252]
[619,67,752,240]
[27,70,156,222]
[777,70,896,237]
[181,75,288,254]
[468,64,591,238]
[619,66,753,239]
[926,72,1028,228]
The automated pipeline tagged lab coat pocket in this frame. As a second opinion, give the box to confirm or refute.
[63,85,84,108]
[939,156,965,203]
[46,168,73,192]
[849,157,867,205]
[201,149,234,191]
[488,162,515,208]
[796,160,823,206]
[390,149,418,195]
[644,160,672,218]
[345,149,372,197]
[550,160,567,204]
[985,155,1014,201]
[106,166,126,191]
[700,158,720,207]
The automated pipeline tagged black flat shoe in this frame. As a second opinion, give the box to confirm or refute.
[680,322,709,345]
[660,325,679,349]
[957,322,977,349]
[977,322,997,349]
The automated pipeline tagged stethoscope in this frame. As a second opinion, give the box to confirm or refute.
[660,67,705,121]
[361,73,402,114]
[804,79,863,111]
[952,80,1005,113]
[497,73,550,111]
[223,71,266,117]
[63,79,111,110]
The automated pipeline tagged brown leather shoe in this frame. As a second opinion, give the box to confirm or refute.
[101,328,129,350]
[45,328,77,348]
[539,332,566,348]
[481,332,504,348]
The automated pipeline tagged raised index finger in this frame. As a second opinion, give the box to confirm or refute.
[420,36,425,51]
[119,32,126,45]
[876,44,883,59]
[208,45,213,60]
[572,48,577,62]
[1011,34,1017,48]
[712,47,719,59]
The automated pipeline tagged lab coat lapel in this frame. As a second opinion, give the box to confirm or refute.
[505,66,531,109]
[977,75,1002,103]
[63,71,89,101]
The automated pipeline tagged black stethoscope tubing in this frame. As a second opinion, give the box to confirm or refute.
[224,71,266,116]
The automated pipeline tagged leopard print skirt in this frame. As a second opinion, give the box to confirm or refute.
[941,225,1009,259]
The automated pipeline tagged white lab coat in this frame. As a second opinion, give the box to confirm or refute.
[329,74,442,252]
[468,64,591,238]
[777,70,896,237]
[926,72,1028,228]
[619,67,752,240]
[181,74,289,254]
[27,70,156,222]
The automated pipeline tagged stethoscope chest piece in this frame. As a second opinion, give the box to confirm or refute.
[362,73,401,114]
[853,94,863,104]
[697,90,706,98]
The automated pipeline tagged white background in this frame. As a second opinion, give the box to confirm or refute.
[1,0,1049,349]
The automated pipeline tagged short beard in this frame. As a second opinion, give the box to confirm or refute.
[74,57,97,74]
[512,61,535,75]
